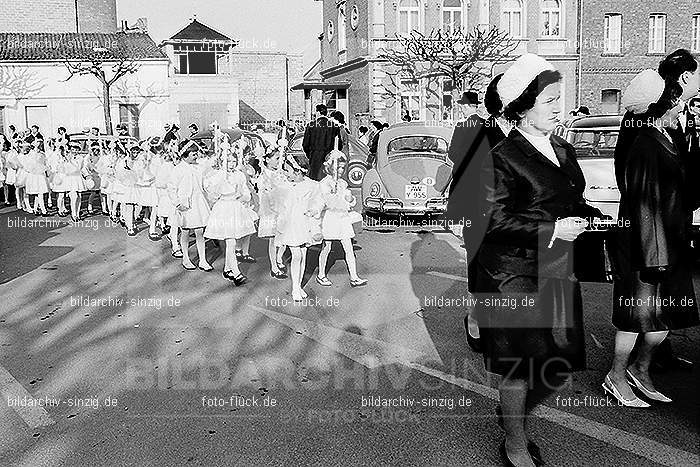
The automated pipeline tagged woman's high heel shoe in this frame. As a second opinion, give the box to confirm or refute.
[466,319,482,353]
[495,406,544,466]
[500,441,538,467]
[626,369,672,402]
[602,374,650,407]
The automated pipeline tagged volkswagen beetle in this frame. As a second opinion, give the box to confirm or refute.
[361,122,453,216]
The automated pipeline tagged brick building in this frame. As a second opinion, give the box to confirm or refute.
[0,0,117,33]
[160,19,305,129]
[229,51,305,127]
[307,0,580,131]
[579,0,700,114]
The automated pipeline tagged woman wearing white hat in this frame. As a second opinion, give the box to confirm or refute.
[473,53,603,467]
[605,71,700,407]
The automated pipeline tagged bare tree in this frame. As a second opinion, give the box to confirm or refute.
[378,26,518,120]
[63,57,140,135]
[0,66,45,105]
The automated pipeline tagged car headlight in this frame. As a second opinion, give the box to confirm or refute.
[348,165,365,185]
[369,182,380,197]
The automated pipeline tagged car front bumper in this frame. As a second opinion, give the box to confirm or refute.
[363,197,448,215]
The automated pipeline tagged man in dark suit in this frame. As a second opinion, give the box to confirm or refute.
[302,104,341,181]
[446,85,509,353]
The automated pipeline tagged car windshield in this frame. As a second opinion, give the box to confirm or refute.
[566,128,619,152]
[387,136,448,155]
[289,137,303,151]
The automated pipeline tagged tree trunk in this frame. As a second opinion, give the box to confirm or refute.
[103,83,113,135]
[451,86,461,122]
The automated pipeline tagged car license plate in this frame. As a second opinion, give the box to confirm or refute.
[405,184,427,200]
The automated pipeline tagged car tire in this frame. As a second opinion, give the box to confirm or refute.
[347,162,367,188]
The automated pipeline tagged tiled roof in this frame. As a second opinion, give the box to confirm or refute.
[239,100,266,125]
[0,32,167,61]
[169,20,232,42]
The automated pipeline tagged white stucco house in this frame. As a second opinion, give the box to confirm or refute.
[0,30,170,138]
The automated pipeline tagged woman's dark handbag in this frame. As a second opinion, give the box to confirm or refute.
[574,230,614,283]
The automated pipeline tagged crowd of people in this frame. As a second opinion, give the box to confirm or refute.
[2,44,698,466]
[446,49,699,466]
[0,118,367,299]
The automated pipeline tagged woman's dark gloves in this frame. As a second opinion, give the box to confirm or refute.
[639,266,668,284]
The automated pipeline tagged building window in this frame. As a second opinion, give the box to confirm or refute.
[693,15,700,52]
[399,0,421,35]
[119,104,140,139]
[604,14,622,54]
[601,89,621,114]
[649,14,666,53]
[338,5,347,52]
[173,43,230,74]
[443,0,463,34]
[541,0,561,37]
[351,5,359,30]
[400,79,421,121]
[328,20,335,42]
[502,0,523,38]
[479,0,490,26]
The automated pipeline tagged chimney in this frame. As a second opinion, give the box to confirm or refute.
[136,17,148,33]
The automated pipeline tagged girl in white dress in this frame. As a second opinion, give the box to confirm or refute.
[62,145,86,222]
[83,143,102,215]
[204,145,258,285]
[233,141,260,264]
[316,152,367,287]
[24,146,50,215]
[95,142,116,217]
[109,149,127,224]
[257,148,288,279]
[4,143,20,209]
[173,140,212,271]
[135,143,160,240]
[157,139,181,256]
[50,145,69,217]
[15,142,32,212]
[0,136,7,204]
[115,147,140,236]
[275,153,322,301]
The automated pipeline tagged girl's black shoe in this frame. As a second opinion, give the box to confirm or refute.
[270,269,288,279]
[232,273,247,286]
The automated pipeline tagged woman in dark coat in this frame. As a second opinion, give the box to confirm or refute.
[446,74,510,352]
[606,74,700,407]
[473,54,603,467]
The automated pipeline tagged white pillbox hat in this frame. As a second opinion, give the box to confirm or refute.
[621,69,665,114]
[497,53,557,109]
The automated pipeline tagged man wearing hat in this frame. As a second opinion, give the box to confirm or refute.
[447,91,484,233]
[455,91,480,120]
[116,123,130,138]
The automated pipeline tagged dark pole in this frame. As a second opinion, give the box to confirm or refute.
[285,57,290,120]
[74,0,79,32]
